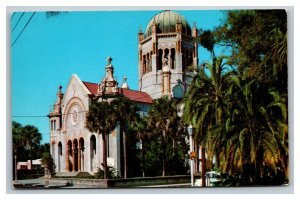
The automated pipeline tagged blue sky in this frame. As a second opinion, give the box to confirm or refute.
[11,10,225,144]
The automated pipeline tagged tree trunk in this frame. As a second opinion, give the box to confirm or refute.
[201,146,206,187]
[195,142,199,174]
[172,138,178,174]
[142,141,145,177]
[102,132,108,179]
[162,130,166,177]
[30,146,32,170]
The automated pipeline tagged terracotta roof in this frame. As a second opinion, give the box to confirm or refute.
[82,81,153,104]
[82,81,98,94]
[119,88,153,104]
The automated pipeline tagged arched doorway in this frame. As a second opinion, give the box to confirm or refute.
[67,140,72,172]
[73,139,78,171]
[90,135,96,171]
[58,142,62,172]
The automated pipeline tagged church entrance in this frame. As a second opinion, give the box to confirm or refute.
[73,139,78,171]
[67,140,73,171]
[58,142,62,172]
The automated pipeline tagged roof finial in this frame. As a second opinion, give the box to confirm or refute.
[121,76,129,89]
[193,21,196,28]
[139,25,143,33]
[58,85,62,92]
[106,56,112,65]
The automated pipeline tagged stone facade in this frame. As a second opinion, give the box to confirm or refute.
[49,64,152,176]
[49,74,122,175]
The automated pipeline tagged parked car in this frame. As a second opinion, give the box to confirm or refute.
[205,171,222,186]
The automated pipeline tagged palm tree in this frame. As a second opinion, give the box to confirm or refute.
[225,76,283,183]
[183,55,233,186]
[86,100,116,179]
[21,125,42,170]
[111,96,140,178]
[147,96,178,176]
[134,117,150,177]
[183,56,232,157]
[12,121,23,155]
[260,89,288,180]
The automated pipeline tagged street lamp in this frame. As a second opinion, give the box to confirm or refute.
[187,124,194,187]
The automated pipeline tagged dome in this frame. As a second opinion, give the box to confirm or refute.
[145,10,191,37]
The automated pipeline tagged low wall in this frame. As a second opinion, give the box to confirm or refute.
[50,175,199,188]
[49,178,108,188]
[108,175,195,188]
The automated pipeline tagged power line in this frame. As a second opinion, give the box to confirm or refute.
[12,115,48,118]
[11,12,25,33]
[12,12,36,47]
[11,87,164,118]
[12,110,88,118]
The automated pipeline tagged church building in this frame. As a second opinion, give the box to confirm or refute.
[48,10,198,176]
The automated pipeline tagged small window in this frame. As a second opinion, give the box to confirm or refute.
[54,120,56,130]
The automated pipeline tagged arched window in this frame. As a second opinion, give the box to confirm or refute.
[158,49,163,71]
[79,138,84,151]
[164,48,169,66]
[149,51,153,71]
[67,140,73,171]
[73,139,78,171]
[146,53,149,73]
[90,135,96,157]
[58,142,62,156]
[90,135,96,171]
[143,55,146,75]
[171,48,175,69]
[53,120,56,131]
[57,141,62,172]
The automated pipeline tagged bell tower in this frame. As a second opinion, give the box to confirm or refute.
[138,10,198,99]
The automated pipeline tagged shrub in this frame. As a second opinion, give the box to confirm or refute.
[95,164,117,179]
[41,152,55,176]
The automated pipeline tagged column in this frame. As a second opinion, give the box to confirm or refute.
[78,147,81,172]
[66,148,69,172]
[168,48,171,69]
[72,148,76,171]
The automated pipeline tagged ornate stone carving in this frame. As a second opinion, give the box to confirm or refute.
[71,107,78,126]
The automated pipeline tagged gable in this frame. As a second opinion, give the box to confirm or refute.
[62,74,91,114]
